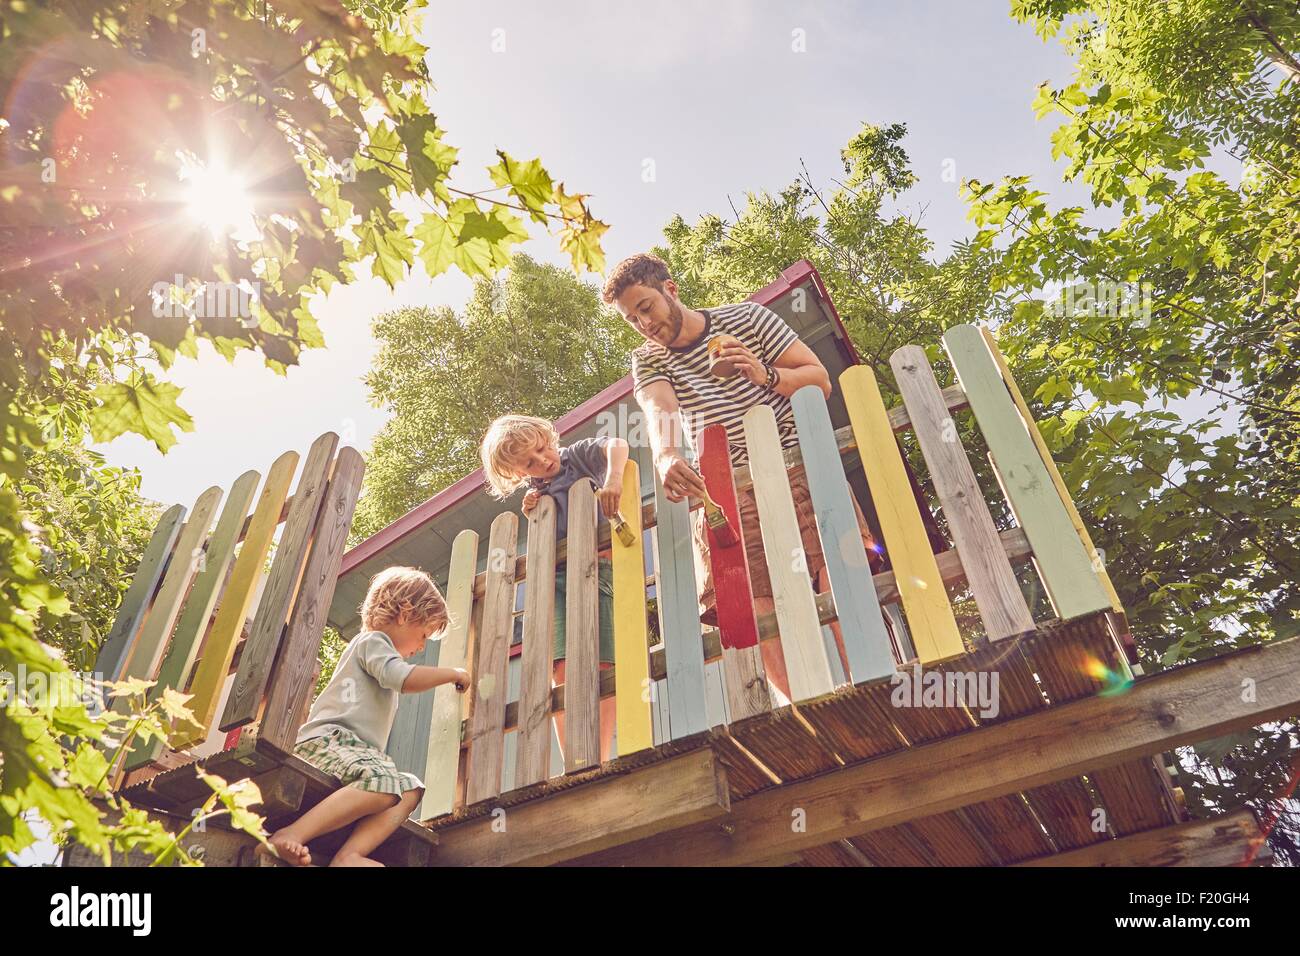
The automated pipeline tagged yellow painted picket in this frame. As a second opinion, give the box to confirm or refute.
[840,365,964,663]
[610,460,653,755]
[173,451,299,748]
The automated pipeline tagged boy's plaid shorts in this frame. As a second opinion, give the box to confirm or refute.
[294,727,424,797]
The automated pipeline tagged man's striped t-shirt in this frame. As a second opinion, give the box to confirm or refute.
[631,301,802,467]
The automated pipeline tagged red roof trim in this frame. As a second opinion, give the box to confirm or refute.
[339,259,846,574]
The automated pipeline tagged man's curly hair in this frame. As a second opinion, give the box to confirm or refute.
[360,566,448,634]
[601,252,673,304]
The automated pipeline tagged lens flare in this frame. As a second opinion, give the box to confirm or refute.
[178,154,257,239]
[1082,653,1133,696]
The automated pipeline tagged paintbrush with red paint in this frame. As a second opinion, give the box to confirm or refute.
[700,484,740,548]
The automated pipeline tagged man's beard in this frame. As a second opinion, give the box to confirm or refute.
[657,292,684,345]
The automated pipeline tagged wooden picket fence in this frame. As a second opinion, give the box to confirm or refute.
[100,323,1129,849]
[411,323,1129,822]
[95,432,365,783]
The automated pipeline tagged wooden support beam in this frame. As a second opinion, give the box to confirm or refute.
[428,747,730,867]
[247,765,307,820]
[571,636,1300,866]
[1017,810,1268,867]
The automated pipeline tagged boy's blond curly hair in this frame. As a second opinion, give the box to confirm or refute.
[479,414,559,500]
[359,566,448,635]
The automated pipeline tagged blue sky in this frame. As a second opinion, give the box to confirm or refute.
[98,1,1095,507]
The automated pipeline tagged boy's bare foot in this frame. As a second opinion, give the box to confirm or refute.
[261,831,312,867]
[330,852,384,867]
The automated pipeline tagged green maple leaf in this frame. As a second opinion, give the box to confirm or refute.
[89,377,195,453]
[359,216,415,288]
[315,175,352,228]
[400,116,458,198]
[415,210,459,278]
[454,206,528,277]
[489,151,554,223]
[559,216,610,274]
[66,742,111,790]
[363,122,402,167]
[293,307,326,349]
[340,169,392,222]
[159,687,196,723]
[378,30,429,62]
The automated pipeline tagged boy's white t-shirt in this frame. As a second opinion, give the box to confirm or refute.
[295,630,416,751]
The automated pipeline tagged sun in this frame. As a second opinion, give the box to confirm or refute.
[178,154,258,240]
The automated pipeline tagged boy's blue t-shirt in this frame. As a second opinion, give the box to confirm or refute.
[295,630,415,751]
[529,436,610,539]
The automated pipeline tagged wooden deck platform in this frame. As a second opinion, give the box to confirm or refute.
[415,617,1294,867]
[116,733,439,867]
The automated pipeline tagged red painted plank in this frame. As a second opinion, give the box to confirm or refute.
[699,425,760,651]
[699,425,771,721]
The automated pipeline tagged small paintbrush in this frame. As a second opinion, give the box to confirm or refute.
[700,486,740,548]
[611,512,637,547]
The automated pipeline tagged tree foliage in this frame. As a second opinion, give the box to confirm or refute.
[0,0,606,862]
[974,0,1300,863]
[14,342,162,672]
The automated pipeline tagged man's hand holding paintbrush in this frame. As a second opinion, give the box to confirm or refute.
[657,452,740,547]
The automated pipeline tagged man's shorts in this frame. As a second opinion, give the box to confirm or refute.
[694,469,884,625]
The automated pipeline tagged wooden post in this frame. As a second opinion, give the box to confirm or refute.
[652,459,710,739]
[515,500,557,788]
[943,324,1111,620]
[790,385,896,684]
[173,451,298,748]
[891,345,1036,641]
[841,365,964,663]
[465,512,518,804]
[111,486,224,715]
[420,529,480,819]
[978,326,1124,614]
[563,479,600,773]
[260,447,366,751]
[222,432,339,731]
[127,470,261,769]
[742,405,834,701]
[94,504,186,685]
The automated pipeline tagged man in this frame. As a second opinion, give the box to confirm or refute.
[602,252,890,704]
